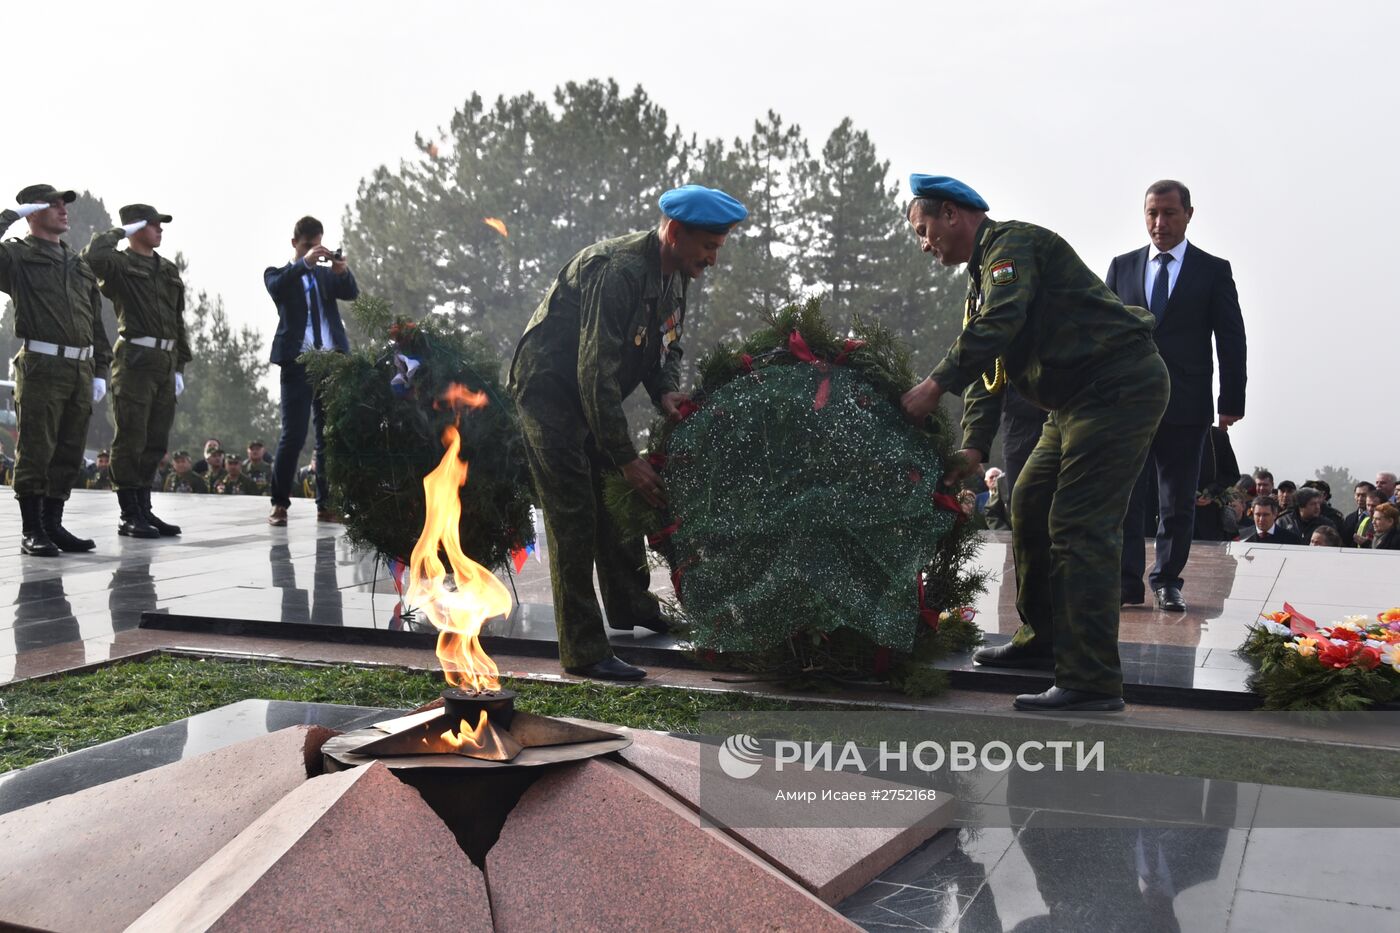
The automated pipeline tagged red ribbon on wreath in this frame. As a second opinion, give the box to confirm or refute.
[932,491,968,523]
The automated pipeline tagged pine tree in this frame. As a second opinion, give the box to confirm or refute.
[168,266,278,455]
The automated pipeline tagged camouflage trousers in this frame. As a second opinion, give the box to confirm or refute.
[517,417,659,669]
[1010,353,1170,695]
[110,341,177,490]
[10,350,93,500]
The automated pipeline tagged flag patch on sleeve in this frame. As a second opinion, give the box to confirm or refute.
[989,260,1017,285]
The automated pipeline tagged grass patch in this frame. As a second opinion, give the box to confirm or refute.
[4,656,1396,803]
[0,655,824,773]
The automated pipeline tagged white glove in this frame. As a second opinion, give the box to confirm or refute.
[121,220,148,237]
[14,202,50,219]
[174,372,184,397]
[92,378,107,403]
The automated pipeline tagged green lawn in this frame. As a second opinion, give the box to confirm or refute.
[3,655,1397,802]
[0,655,815,772]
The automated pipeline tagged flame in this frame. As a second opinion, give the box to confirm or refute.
[441,711,490,751]
[406,384,514,692]
[483,217,509,238]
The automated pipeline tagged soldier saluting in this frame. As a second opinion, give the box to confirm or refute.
[0,185,113,556]
[84,204,190,538]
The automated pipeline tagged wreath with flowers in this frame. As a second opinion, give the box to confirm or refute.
[1240,605,1400,710]
[605,300,986,696]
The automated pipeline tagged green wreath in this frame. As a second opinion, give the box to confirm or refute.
[303,297,535,569]
[607,300,985,695]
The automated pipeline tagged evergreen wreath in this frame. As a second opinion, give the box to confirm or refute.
[302,296,535,568]
[607,300,986,695]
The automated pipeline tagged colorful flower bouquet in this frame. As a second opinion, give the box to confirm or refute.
[1240,604,1400,710]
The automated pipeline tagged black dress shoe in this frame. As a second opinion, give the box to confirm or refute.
[1154,586,1187,612]
[607,615,673,634]
[1013,686,1125,712]
[972,641,1054,670]
[564,656,647,681]
[1121,592,1145,606]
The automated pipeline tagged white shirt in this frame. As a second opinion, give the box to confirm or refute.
[296,257,334,352]
[1143,237,1189,303]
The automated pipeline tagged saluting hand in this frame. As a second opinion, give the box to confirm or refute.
[621,457,668,509]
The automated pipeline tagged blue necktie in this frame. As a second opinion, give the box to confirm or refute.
[308,275,324,349]
[1149,253,1173,323]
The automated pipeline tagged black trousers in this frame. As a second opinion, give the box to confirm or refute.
[1121,422,1208,597]
[270,362,329,508]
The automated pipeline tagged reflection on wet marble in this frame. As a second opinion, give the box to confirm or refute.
[840,768,1400,933]
[0,699,394,816]
[4,493,1399,699]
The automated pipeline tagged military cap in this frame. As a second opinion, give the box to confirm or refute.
[908,174,989,211]
[658,184,748,233]
[16,184,77,205]
[248,440,265,448]
[119,203,173,225]
[225,454,242,465]
[172,450,191,460]
[98,449,111,458]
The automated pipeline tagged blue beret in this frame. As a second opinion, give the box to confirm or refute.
[908,174,989,211]
[658,184,748,232]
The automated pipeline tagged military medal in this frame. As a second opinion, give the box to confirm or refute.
[634,326,646,347]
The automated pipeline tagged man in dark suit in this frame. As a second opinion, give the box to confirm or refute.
[264,215,357,526]
[1111,180,1247,612]
[1342,481,1376,547]
[1239,496,1301,544]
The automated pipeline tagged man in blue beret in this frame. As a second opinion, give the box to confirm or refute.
[509,184,746,682]
[900,174,1169,711]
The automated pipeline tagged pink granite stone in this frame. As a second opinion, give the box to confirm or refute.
[487,758,856,931]
[129,762,491,932]
[618,729,954,904]
[0,725,334,932]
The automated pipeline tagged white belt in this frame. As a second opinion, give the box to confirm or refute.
[23,340,93,360]
[128,336,176,351]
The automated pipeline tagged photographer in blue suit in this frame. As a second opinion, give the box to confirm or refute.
[264,215,357,526]
[1112,181,1247,612]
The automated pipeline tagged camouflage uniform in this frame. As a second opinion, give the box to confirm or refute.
[508,230,683,668]
[0,209,113,500]
[245,459,272,495]
[931,219,1169,696]
[163,470,207,494]
[82,224,190,491]
[216,471,259,495]
[86,465,113,490]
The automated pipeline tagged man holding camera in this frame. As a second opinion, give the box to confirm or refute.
[0,185,113,556]
[264,215,357,526]
[83,203,190,539]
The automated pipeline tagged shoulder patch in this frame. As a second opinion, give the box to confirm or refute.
[989,259,1017,286]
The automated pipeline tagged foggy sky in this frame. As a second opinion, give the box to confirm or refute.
[6,0,1396,484]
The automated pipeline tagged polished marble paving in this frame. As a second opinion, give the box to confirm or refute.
[3,492,1398,703]
[2,694,1394,933]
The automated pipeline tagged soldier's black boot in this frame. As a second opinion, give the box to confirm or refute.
[42,497,96,552]
[19,497,60,557]
[116,489,160,539]
[137,487,180,537]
